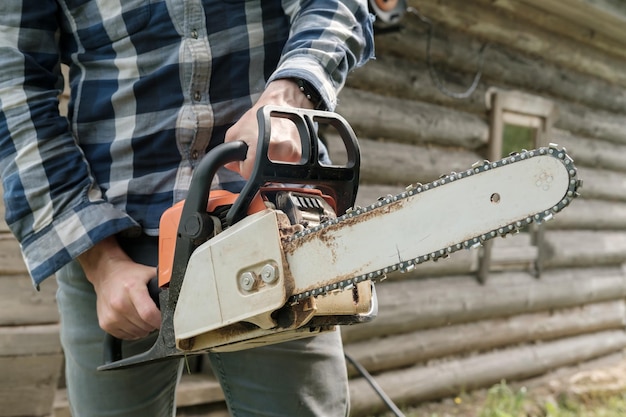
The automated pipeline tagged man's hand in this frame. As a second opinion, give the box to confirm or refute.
[224,78,316,179]
[78,236,161,340]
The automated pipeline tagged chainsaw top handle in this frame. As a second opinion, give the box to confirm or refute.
[225,105,360,226]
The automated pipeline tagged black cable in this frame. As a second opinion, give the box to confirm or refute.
[344,352,406,417]
[406,6,488,100]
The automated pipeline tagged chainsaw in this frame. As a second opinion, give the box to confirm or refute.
[99,105,581,370]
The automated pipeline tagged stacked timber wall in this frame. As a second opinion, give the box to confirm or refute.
[4,0,626,415]
[0,187,63,416]
[336,0,626,415]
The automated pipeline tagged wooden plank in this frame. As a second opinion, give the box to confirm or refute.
[547,230,626,268]
[344,300,626,375]
[359,29,626,116]
[0,186,8,233]
[54,374,226,417]
[574,167,626,202]
[336,87,489,149]
[326,133,482,186]
[485,0,626,60]
[348,329,626,416]
[341,266,626,343]
[0,324,61,356]
[0,275,59,326]
[550,198,626,230]
[0,235,27,275]
[517,0,626,45]
[553,129,626,174]
[0,354,63,417]
[408,0,626,87]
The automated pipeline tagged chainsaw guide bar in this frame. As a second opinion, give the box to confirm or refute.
[285,143,581,304]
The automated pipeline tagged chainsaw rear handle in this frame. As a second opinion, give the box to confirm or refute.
[101,140,249,369]
[102,277,162,364]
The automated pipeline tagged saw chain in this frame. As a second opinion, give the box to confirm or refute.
[287,143,582,304]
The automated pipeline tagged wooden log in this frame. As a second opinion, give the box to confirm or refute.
[574,167,626,202]
[0,234,28,275]
[54,374,229,417]
[341,267,626,343]
[555,100,626,146]
[0,353,63,416]
[335,87,489,149]
[546,231,626,268]
[346,54,487,115]
[552,129,626,174]
[517,0,626,47]
[484,0,626,60]
[325,133,482,186]
[550,199,626,230]
[0,187,7,233]
[0,275,59,326]
[348,46,626,118]
[407,0,626,88]
[0,325,63,417]
[0,324,61,356]
[348,330,626,416]
[344,300,626,375]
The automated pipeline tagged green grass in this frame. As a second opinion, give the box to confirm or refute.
[373,381,626,417]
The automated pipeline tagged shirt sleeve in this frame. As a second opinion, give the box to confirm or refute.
[270,0,375,110]
[0,1,138,286]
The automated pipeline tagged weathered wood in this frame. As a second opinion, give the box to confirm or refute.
[344,300,625,375]
[0,354,63,416]
[575,167,626,202]
[0,275,59,326]
[486,0,626,60]
[348,330,626,416]
[0,235,27,275]
[348,46,626,119]
[552,129,626,174]
[518,0,626,46]
[336,87,489,149]
[0,324,61,356]
[55,374,228,417]
[550,198,626,230]
[0,187,7,233]
[555,100,626,146]
[546,231,626,268]
[346,54,487,115]
[326,132,482,186]
[408,0,626,88]
[341,267,626,343]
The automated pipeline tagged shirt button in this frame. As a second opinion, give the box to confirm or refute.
[193,91,201,101]
[191,150,199,160]
[191,29,198,39]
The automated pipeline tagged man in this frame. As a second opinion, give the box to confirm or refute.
[0,1,374,416]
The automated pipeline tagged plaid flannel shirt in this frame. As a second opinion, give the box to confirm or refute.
[0,0,374,285]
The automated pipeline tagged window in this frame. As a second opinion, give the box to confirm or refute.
[478,89,558,282]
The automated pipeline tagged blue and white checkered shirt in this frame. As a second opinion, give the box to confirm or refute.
[0,0,374,285]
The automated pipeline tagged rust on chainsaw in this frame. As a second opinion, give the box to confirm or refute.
[282,196,407,257]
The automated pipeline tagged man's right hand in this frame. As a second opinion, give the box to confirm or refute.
[77,236,161,340]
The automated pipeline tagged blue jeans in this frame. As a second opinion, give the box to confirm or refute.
[56,236,350,416]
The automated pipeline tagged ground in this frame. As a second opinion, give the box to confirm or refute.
[375,355,626,417]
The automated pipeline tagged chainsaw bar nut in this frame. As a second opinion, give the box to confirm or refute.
[261,264,278,284]
[239,271,258,292]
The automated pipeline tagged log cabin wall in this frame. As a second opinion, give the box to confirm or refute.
[3,0,626,416]
[335,0,626,415]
